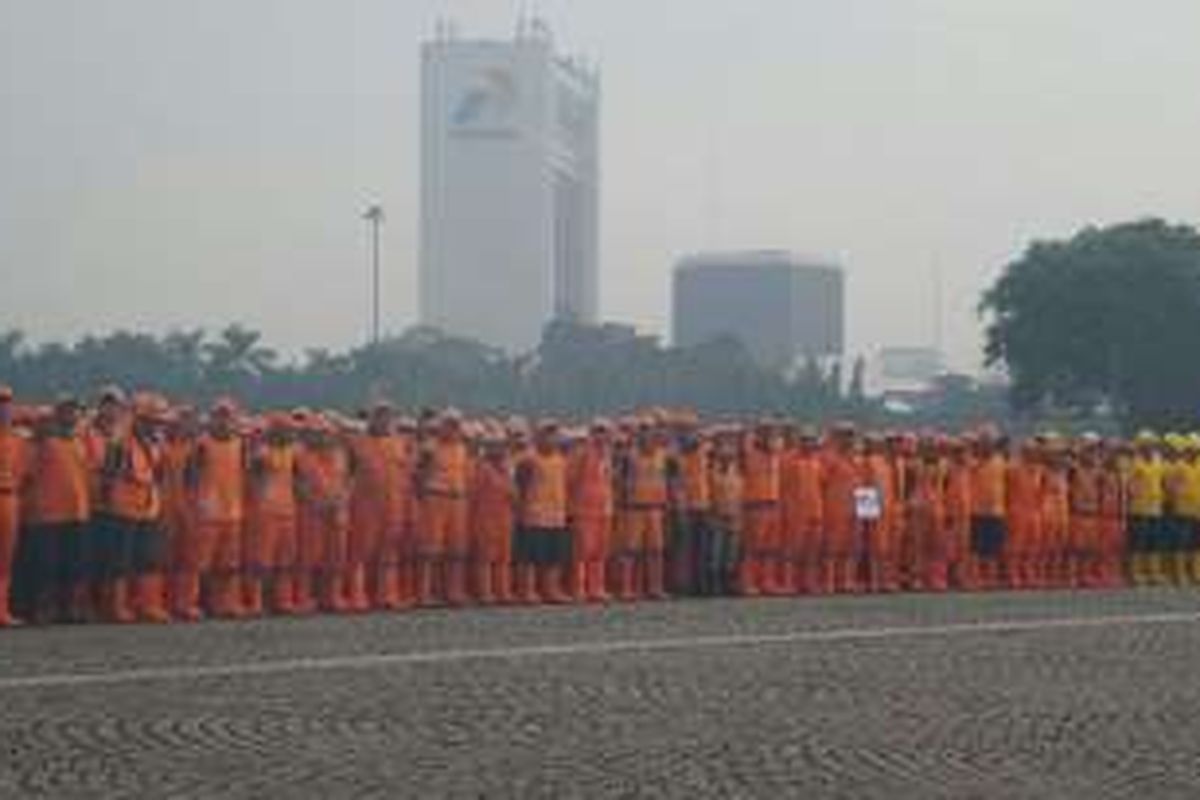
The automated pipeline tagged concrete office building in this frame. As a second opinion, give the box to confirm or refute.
[672,251,844,369]
[420,20,600,352]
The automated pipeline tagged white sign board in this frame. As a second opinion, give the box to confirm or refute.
[854,487,882,521]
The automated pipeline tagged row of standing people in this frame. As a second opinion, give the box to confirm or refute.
[0,385,1194,627]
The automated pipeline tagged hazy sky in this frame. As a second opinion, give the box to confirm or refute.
[3,1,1199,370]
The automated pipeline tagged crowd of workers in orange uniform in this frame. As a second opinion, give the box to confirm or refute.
[0,383,1194,627]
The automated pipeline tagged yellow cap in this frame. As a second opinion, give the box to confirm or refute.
[1135,430,1159,446]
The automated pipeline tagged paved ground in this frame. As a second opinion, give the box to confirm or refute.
[2,590,1200,799]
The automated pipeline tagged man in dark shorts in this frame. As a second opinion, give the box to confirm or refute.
[969,431,1008,589]
[18,397,90,624]
[100,394,170,623]
[514,421,571,604]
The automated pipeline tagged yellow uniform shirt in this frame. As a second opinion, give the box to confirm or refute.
[1128,456,1164,518]
[1173,460,1200,519]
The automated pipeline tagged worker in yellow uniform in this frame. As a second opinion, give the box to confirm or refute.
[1160,434,1189,586]
[1174,435,1200,586]
[1126,432,1165,586]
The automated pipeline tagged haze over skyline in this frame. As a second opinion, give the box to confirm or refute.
[3,1,1199,371]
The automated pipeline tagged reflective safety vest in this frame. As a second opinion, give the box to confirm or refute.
[424,439,468,497]
[108,436,162,522]
[471,459,514,532]
[743,445,780,505]
[255,443,297,518]
[195,435,245,523]
[1007,461,1042,520]
[1069,466,1101,516]
[865,454,894,517]
[1099,469,1125,518]
[298,445,349,510]
[944,462,972,528]
[971,455,1007,517]
[790,454,823,525]
[675,447,711,511]
[26,434,90,525]
[0,428,25,497]
[162,438,193,509]
[1042,469,1070,525]
[84,425,118,512]
[521,452,567,528]
[570,446,613,518]
[627,448,667,508]
[710,462,744,531]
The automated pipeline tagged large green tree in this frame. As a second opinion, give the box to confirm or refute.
[981,218,1200,429]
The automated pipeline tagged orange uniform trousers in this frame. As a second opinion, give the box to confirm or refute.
[620,507,665,553]
[300,506,348,572]
[473,515,512,565]
[350,501,409,562]
[868,515,898,565]
[0,497,18,617]
[904,507,948,588]
[1069,515,1098,559]
[0,497,17,574]
[164,495,193,572]
[246,513,297,571]
[420,495,468,558]
[1005,511,1041,587]
[178,520,242,572]
[573,514,611,562]
[823,518,858,559]
[744,503,781,557]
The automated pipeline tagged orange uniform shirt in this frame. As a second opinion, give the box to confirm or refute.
[25,434,90,525]
[971,454,1007,518]
[570,445,614,519]
[298,445,350,512]
[0,428,26,502]
[107,435,163,522]
[626,448,668,509]
[423,438,469,497]
[743,445,781,505]
[470,458,514,547]
[193,435,245,524]
[672,446,711,512]
[519,451,568,528]
[710,460,744,533]
[351,434,413,523]
[821,449,858,541]
[253,443,298,519]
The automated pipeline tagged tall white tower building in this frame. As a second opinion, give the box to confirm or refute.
[420,20,600,352]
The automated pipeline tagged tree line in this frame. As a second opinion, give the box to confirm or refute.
[0,321,869,420]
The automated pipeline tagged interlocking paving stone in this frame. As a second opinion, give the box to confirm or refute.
[2,589,1200,798]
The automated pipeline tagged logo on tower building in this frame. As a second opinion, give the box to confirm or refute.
[450,66,519,137]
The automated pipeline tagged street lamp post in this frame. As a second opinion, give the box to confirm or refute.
[363,204,385,346]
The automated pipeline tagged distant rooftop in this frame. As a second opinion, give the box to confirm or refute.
[426,17,597,85]
[676,250,841,272]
